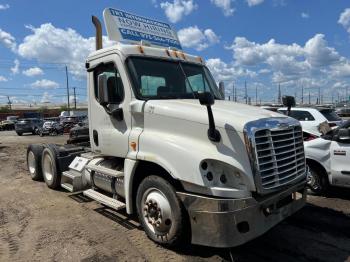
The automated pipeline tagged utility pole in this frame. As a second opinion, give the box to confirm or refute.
[255,84,258,105]
[278,83,281,104]
[309,91,311,104]
[73,87,77,109]
[232,82,234,102]
[65,65,70,113]
[301,85,304,105]
[245,80,247,104]
[318,87,321,105]
[7,96,12,110]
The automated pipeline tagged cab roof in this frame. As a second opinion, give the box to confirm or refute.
[87,43,204,65]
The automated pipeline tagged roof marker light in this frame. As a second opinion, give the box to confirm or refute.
[138,45,144,54]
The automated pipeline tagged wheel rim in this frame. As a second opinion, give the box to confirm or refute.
[141,187,173,237]
[43,152,54,181]
[306,166,320,190]
[27,151,36,175]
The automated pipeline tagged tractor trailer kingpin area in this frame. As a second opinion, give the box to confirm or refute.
[26,8,307,248]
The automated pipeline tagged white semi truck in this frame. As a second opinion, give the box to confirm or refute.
[26,8,307,248]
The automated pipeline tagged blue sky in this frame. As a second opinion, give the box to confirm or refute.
[1,0,350,106]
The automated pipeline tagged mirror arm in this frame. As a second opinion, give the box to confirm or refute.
[206,106,221,142]
[102,105,124,121]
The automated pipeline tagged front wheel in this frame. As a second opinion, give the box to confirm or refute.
[136,176,189,247]
[306,164,329,195]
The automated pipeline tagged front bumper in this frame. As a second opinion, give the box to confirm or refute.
[177,180,306,248]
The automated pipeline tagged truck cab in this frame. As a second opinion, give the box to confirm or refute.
[26,7,307,248]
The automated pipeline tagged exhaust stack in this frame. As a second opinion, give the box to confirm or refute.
[92,16,103,50]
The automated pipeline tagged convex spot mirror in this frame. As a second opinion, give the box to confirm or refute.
[282,96,296,108]
[198,91,215,106]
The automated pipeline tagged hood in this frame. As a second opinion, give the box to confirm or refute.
[145,99,287,132]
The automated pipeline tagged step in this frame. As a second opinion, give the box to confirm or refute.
[61,170,84,192]
[85,164,124,178]
[83,189,126,210]
[61,183,73,192]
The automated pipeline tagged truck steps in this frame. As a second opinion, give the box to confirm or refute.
[83,189,126,210]
[61,170,84,192]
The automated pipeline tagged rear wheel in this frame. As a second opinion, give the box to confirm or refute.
[306,164,329,195]
[41,146,60,189]
[16,132,22,136]
[26,144,44,181]
[136,175,189,247]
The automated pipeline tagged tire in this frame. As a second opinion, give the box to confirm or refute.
[16,132,22,136]
[136,175,189,247]
[306,164,329,195]
[26,144,44,181]
[41,146,61,189]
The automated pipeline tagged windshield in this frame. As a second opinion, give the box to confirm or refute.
[127,57,223,100]
[319,109,341,121]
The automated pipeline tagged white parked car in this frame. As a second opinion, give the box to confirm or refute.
[303,121,350,194]
[277,107,343,135]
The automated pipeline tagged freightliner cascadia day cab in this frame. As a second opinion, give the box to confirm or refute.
[26,8,307,248]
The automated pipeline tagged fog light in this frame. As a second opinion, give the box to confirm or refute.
[206,172,213,181]
[220,174,227,184]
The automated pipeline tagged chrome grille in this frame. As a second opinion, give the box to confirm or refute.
[253,125,305,190]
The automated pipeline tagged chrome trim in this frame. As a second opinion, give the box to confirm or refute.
[244,117,306,195]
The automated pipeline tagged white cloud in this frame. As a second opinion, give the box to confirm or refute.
[210,0,235,16]
[0,4,9,10]
[23,67,44,77]
[301,12,309,19]
[18,23,114,78]
[338,8,350,33]
[160,0,197,23]
[178,26,219,51]
[10,59,20,74]
[31,79,59,89]
[41,92,53,103]
[304,34,340,67]
[246,0,264,7]
[0,28,16,51]
[206,58,256,82]
[0,76,8,82]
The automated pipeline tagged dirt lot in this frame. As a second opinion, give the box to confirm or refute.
[0,131,349,262]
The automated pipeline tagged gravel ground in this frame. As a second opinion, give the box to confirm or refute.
[0,130,350,262]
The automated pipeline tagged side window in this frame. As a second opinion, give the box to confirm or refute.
[93,63,124,104]
[185,74,209,92]
[140,76,166,96]
[290,111,315,121]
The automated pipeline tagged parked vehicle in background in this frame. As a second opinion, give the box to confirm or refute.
[0,120,15,131]
[67,118,89,145]
[15,118,43,136]
[6,116,19,123]
[304,120,350,194]
[335,107,350,117]
[278,107,342,135]
[38,121,64,136]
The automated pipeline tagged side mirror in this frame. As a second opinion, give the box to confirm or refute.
[98,74,109,106]
[282,96,296,108]
[336,128,350,143]
[282,95,295,116]
[219,81,225,98]
[198,92,214,106]
[197,91,220,142]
